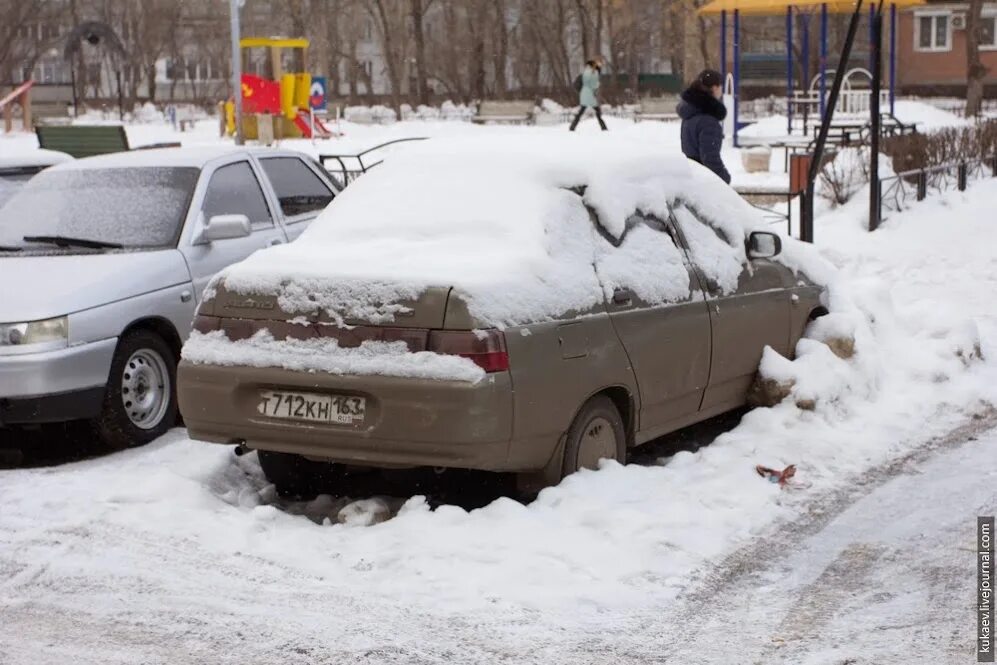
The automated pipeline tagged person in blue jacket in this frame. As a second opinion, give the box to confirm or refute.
[677,69,731,184]
[569,59,608,131]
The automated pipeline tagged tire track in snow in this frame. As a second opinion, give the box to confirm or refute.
[655,409,997,664]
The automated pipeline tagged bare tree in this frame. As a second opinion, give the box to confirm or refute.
[409,0,430,105]
[365,0,409,111]
[966,0,988,117]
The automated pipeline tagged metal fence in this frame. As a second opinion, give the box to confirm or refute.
[879,155,997,222]
[318,137,429,186]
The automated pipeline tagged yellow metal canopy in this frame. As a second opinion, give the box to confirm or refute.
[239,37,309,49]
[699,0,924,15]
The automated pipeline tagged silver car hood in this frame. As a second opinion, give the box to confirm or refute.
[2,249,191,322]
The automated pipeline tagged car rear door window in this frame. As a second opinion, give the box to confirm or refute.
[202,161,274,228]
[671,205,745,295]
[259,157,335,218]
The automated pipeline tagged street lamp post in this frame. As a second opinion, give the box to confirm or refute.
[229,0,244,145]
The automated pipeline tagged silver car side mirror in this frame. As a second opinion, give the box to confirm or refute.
[203,214,251,242]
[747,231,782,259]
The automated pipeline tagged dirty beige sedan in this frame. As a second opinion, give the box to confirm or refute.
[178,137,825,496]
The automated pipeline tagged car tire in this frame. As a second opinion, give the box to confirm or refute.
[561,395,626,479]
[257,450,341,499]
[92,330,178,450]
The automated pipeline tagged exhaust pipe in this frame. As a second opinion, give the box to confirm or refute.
[233,442,252,457]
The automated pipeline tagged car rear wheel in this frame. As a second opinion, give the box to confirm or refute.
[257,450,342,499]
[92,330,178,450]
[561,395,626,478]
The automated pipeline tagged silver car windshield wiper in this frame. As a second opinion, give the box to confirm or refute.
[23,235,123,250]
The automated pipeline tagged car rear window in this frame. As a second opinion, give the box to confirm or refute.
[0,167,199,249]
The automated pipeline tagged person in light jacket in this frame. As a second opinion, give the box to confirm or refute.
[677,69,731,184]
[569,59,608,131]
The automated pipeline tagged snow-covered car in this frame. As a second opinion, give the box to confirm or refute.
[0,148,73,208]
[0,146,340,448]
[178,136,826,495]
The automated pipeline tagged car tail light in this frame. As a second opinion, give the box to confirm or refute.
[428,329,509,373]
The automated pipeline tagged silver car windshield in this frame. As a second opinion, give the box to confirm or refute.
[0,167,200,249]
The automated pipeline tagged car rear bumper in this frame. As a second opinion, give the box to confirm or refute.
[178,361,518,472]
[0,339,116,424]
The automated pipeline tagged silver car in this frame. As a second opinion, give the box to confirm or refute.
[0,146,340,448]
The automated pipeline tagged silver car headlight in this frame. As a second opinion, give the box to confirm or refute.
[0,316,69,352]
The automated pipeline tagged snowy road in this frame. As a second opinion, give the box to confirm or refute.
[662,416,997,665]
[1,418,993,664]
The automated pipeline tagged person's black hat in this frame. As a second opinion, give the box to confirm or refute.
[698,69,723,88]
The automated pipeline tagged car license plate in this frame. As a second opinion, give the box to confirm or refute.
[257,390,365,425]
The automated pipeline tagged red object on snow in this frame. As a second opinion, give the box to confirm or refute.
[755,464,797,487]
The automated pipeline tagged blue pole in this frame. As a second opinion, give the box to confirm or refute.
[803,13,810,86]
[734,8,741,147]
[889,3,897,115]
[820,3,828,120]
[787,6,794,134]
[721,10,728,82]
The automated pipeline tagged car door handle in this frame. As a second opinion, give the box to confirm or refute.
[268,238,284,246]
[612,288,633,305]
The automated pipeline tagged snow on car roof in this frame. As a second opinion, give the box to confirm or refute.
[0,148,73,170]
[219,134,804,327]
[49,145,292,170]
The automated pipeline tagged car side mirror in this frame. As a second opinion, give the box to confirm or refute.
[202,214,251,242]
[747,231,782,259]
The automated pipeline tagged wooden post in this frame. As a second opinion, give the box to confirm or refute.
[22,88,31,130]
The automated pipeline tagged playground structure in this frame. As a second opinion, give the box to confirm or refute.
[699,0,925,145]
[1,81,33,132]
[225,37,333,140]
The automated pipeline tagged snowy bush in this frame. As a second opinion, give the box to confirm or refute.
[818,147,895,207]
[884,119,997,172]
[818,147,871,207]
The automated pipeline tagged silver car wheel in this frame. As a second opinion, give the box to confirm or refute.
[120,348,171,430]
[575,415,618,471]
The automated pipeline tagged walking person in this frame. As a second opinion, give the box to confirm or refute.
[569,59,608,131]
[677,69,731,184]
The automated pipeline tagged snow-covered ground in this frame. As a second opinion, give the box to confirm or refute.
[2,110,996,663]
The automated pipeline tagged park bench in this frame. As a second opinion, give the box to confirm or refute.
[472,100,535,125]
[634,95,681,122]
[36,124,180,159]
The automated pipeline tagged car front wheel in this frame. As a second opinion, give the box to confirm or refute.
[92,330,178,450]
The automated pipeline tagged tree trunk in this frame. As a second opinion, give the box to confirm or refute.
[369,0,403,113]
[493,0,509,97]
[966,0,987,117]
[146,63,157,102]
[410,0,428,105]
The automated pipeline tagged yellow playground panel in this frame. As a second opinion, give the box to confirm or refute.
[225,37,332,140]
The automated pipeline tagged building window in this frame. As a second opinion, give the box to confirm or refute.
[982,15,997,50]
[916,13,951,52]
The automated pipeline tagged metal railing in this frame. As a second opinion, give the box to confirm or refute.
[318,136,429,186]
[879,155,997,222]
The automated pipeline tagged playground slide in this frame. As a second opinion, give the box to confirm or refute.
[293,109,334,139]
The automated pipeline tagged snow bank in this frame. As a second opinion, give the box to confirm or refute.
[219,135,783,329]
[182,330,485,383]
